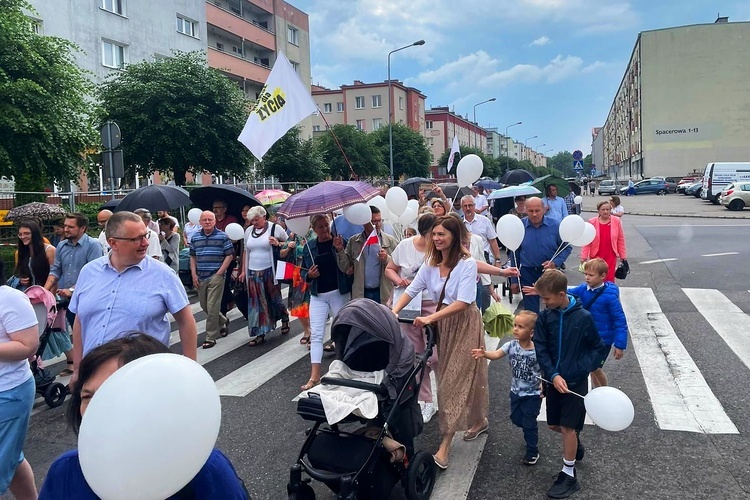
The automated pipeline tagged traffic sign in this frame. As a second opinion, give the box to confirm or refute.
[573,160,584,171]
[573,150,583,161]
[590,167,596,176]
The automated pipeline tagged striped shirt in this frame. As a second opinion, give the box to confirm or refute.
[189,228,234,280]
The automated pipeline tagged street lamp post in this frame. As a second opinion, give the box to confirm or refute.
[505,121,522,172]
[532,143,546,166]
[524,135,538,161]
[388,39,425,185]
[472,98,496,150]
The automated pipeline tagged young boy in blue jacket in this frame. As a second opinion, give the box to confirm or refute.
[568,258,628,388]
[533,270,608,499]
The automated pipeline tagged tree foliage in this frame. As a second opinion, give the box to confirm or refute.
[97,51,252,186]
[259,126,325,183]
[546,151,574,178]
[0,0,96,190]
[370,123,430,180]
[314,124,384,180]
[436,146,500,179]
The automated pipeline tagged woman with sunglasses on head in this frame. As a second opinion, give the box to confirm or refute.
[10,220,55,292]
[39,333,249,499]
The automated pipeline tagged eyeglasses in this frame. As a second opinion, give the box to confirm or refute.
[111,233,149,244]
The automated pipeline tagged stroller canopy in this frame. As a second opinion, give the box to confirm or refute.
[331,299,415,394]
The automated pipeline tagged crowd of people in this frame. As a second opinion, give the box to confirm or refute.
[0,179,631,499]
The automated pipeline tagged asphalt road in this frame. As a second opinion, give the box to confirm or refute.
[9,207,750,500]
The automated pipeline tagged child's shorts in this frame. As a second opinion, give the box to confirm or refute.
[545,378,588,431]
[599,345,613,368]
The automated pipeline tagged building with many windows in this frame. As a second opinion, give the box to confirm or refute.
[424,107,488,178]
[598,18,750,180]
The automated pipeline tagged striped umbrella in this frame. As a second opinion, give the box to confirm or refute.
[255,189,291,206]
[277,181,380,218]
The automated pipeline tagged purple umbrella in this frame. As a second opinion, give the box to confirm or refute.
[277,181,381,218]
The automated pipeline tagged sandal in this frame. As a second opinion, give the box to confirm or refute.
[281,320,290,335]
[299,335,311,345]
[59,361,74,376]
[300,378,320,391]
[323,342,335,353]
[202,340,217,349]
[248,335,266,347]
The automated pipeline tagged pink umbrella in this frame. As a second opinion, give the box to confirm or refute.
[255,189,291,206]
[277,181,380,218]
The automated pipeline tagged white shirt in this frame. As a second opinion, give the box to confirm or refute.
[405,257,478,306]
[612,205,625,215]
[98,231,110,253]
[463,213,497,253]
[244,222,288,271]
[390,236,428,300]
[470,233,491,286]
[183,222,200,245]
[474,194,489,213]
[0,286,37,391]
[146,229,161,260]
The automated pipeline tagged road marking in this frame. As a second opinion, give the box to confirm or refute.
[683,289,750,373]
[639,258,678,264]
[700,252,739,257]
[621,288,737,434]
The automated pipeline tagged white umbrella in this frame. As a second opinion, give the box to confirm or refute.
[487,185,542,200]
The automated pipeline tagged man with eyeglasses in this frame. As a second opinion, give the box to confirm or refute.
[67,211,198,387]
[212,200,238,232]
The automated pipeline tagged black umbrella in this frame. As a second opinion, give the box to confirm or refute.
[399,177,433,198]
[189,184,261,222]
[568,181,582,196]
[500,169,535,185]
[424,183,473,201]
[99,198,121,211]
[115,185,192,213]
[476,179,503,190]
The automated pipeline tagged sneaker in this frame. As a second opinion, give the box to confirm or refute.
[421,402,436,423]
[547,471,579,498]
[576,434,585,461]
[521,453,539,465]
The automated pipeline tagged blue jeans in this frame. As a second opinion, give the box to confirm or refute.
[520,266,544,313]
[364,287,380,304]
[510,391,542,455]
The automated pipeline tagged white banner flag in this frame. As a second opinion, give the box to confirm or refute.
[238,52,317,160]
[446,136,460,173]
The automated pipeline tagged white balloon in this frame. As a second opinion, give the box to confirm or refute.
[558,214,585,243]
[584,386,635,432]
[570,222,596,247]
[368,195,388,214]
[187,208,202,225]
[398,207,416,226]
[286,216,311,237]
[79,354,221,500]
[574,195,583,205]
[343,203,372,225]
[495,214,525,251]
[407,199,420,214]
[386,209,400,224]
[385,187,408,216]
[224,222,244,241]
[456,154,484,187]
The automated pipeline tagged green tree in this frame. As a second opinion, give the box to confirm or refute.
[546,151,574,178]
[259,126,325,182]
[370,123,430,179]
[97,51,252,186]
[436,147,500,178]
[314,124,384,180]
[0,0,96,194]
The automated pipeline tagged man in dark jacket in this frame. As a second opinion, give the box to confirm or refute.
[533,269,607,499]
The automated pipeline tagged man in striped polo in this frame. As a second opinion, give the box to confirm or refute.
[190,211,234,349]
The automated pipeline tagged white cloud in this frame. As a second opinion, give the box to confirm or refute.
[531,36,551,46]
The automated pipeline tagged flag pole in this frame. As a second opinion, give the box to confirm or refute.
[318,109,358,181]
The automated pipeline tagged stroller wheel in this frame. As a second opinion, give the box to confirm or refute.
[288,482,315,500]
[406,451,436,500]
[44,382,67,408]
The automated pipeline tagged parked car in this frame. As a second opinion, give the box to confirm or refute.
[619,179,673,195]
[701,162,750,204]
[676,177,700,193]
[598,179,622,195]
[720,182,750,211]
[684,181,703,197]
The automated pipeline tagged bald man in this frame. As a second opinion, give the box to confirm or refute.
[509,198,572,313]
[97,209,113,252]
[189,211,234,348]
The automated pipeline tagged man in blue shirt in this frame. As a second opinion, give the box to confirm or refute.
[542,185,569,221]
[510,198,572,313]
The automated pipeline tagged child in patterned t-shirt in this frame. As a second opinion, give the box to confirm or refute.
[472,310,543,465]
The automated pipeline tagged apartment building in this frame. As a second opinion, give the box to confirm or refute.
[424,107,488,178]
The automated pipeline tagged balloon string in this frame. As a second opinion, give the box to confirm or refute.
[549,242,571,263]
[536,376,585,399]
[513,250,520,282]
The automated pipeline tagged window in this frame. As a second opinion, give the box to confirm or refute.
[372,118,382,131]
[313,125,321,132]
[176,16,198,38]
[425,121,433,129]
[102,40,125,68]
[355,96,365,109]
[290,60,300,74]
[323,103,332,113]
[371,95,382,108]
[287,26,299,45]
[100,0,124,15]
[337,102,344,112]
[399,96,404,110]
[30,18,43,34]
[427,137,434,147]
[356,119,365,131]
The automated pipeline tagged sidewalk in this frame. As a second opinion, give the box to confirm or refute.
[579,193,750,219]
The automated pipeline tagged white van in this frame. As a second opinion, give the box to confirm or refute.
[701,162,750,204]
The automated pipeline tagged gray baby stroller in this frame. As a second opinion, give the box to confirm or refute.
[288,298,437,500]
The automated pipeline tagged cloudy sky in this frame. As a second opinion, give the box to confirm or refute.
[291,0,749,156]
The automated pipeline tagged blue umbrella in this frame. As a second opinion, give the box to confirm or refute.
[487,185,542,200]
[475,179,503,190]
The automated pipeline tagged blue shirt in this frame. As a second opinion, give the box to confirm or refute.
[500,340,542,397]
[49,234,104,289]
[39,448,249,499]
[543,196,569,221]
[512,216,572,268]
[69,255,189,356]
[189,228,234,280]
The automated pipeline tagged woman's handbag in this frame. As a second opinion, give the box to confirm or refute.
[615,259,630,280]
[270,223,295,285]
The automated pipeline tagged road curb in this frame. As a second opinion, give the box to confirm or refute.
[581,209,749,220]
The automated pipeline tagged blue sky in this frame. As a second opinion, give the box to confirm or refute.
[291,0,749,157]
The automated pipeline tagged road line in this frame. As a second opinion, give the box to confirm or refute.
[639,258,678,264]
[683,289,750,372]
[700,252,739,257]
[621,288,737,434]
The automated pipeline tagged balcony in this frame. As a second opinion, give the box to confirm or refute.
[208,47,270,84]
[207,3,275,51]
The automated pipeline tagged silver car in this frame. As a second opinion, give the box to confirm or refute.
[598,179,622,195]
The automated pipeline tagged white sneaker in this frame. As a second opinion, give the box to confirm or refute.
[421,402,436,423]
